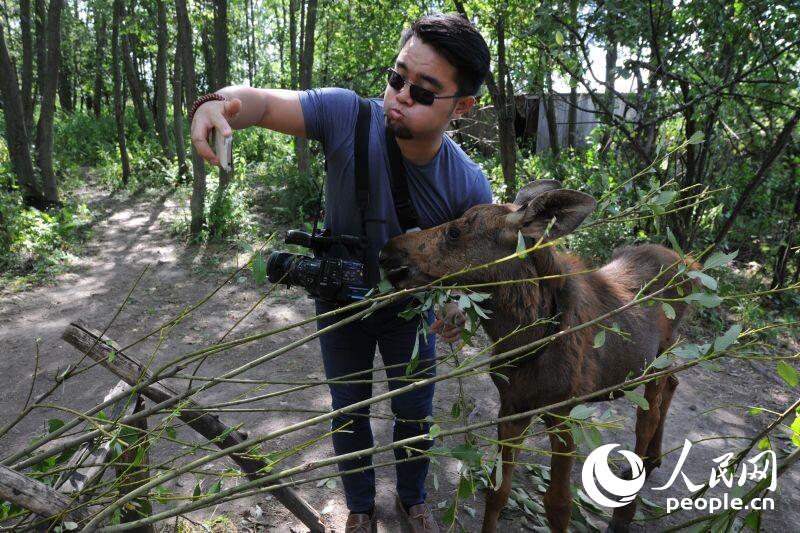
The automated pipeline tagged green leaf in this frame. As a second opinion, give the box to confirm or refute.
[48,419,65,433]
[684,292,723,308]
[252,253,266,284]
[651,353,674,369]
[108,349,117,364]
[713,324,742,353]
[442,500,456,526]
[428,424,441,439]
[516,230,528,258]
[654,190,677,206]
[593,329,606,348]
[703,250,738,271]
[192,483,202,499]
[687,131,705,144]
[757,437,771,450]
[471,302,491,319]
[661,302,676,320]
[582,426,602,448]
[688,270,718,290]
[208,480,222,495]
[789,412,800,447]
[672,343,702,359]
[744,510,761,531]
[468,292,491,302]
[666,227,683,256]
[555,30,565,46]
[494,452,503,488]
[451,401,461,419]
[569,404,594,420]
[776,361,799,388]
[376,278,393,294]
[166,426,177,440]
[457,475,476,499]
[624,390,650,410]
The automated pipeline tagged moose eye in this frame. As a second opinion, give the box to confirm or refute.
[446,226,461,241]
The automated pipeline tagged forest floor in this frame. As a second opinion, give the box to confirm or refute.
[0,179,798,532]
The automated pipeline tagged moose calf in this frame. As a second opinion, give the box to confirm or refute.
[379,181,694,532]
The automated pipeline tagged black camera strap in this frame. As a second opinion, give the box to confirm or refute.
[354,97,372,241]
[384,128,421,232]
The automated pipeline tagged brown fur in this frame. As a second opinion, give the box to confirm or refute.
[380,192,697,533]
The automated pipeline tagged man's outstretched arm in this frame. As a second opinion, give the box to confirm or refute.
[190,86,305,165]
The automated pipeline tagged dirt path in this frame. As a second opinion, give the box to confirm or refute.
[0,184,797,532]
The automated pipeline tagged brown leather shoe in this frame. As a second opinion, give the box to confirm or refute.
[396,494,439,533]
[344,511,377,533]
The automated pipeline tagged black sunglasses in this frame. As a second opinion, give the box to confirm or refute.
[386,67,463,106]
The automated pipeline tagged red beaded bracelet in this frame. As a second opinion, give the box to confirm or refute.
[189,93,227,122]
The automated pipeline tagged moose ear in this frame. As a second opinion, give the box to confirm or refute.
[507,189,597,240]
[513,180,563,206]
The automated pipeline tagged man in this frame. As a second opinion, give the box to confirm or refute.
[191,13,491,533]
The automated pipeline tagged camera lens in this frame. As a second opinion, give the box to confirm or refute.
[266,251,295,284]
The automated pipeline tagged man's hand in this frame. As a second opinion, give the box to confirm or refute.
[190,98,241,166]
[431,301,466,344]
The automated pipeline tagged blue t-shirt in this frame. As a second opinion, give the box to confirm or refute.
[299,88,493,282]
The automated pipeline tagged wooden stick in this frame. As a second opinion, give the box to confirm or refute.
[62,321,327,533]
[55,381,136,495]
[0,463,88,522]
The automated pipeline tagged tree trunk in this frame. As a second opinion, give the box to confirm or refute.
[599,37,617,156]
[772,175,800,288]
[35,0,63,205]
[246,0,255,85]
[567,85,577,150]
[0,22,44,206]
[172,47,187,180]
[176,0,207,236]
[92,7,105,117]
[58,49,74,113]
[200,14,215,91]
[34,0,46,108]
[545,69,560,157]
[209,0,232,237]
[112,0,131,185]
[711,111,800,252]
[20,0,34,132]
[57,7,74,114]
[289,0,297,89]
[295,0,317,183]
[154,0,172,157]
[278,0,286,85]
[121,0,150,132]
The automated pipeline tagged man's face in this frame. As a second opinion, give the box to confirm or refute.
[383,36,474,141]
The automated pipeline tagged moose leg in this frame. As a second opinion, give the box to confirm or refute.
[645,374,679,468]
[608,379,667,532]
[481,417,530,533]
[543,416,576,533]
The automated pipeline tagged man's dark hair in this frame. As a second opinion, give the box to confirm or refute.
[398,13,490,96]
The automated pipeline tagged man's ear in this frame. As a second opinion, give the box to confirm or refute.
[506,189,597,240]
[450,95,476,120]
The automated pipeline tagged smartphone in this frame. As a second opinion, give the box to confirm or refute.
[211,128,233,171]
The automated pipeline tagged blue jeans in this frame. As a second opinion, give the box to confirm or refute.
[315,300,436,512]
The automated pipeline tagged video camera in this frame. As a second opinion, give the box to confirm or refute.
[266,229,371,304]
